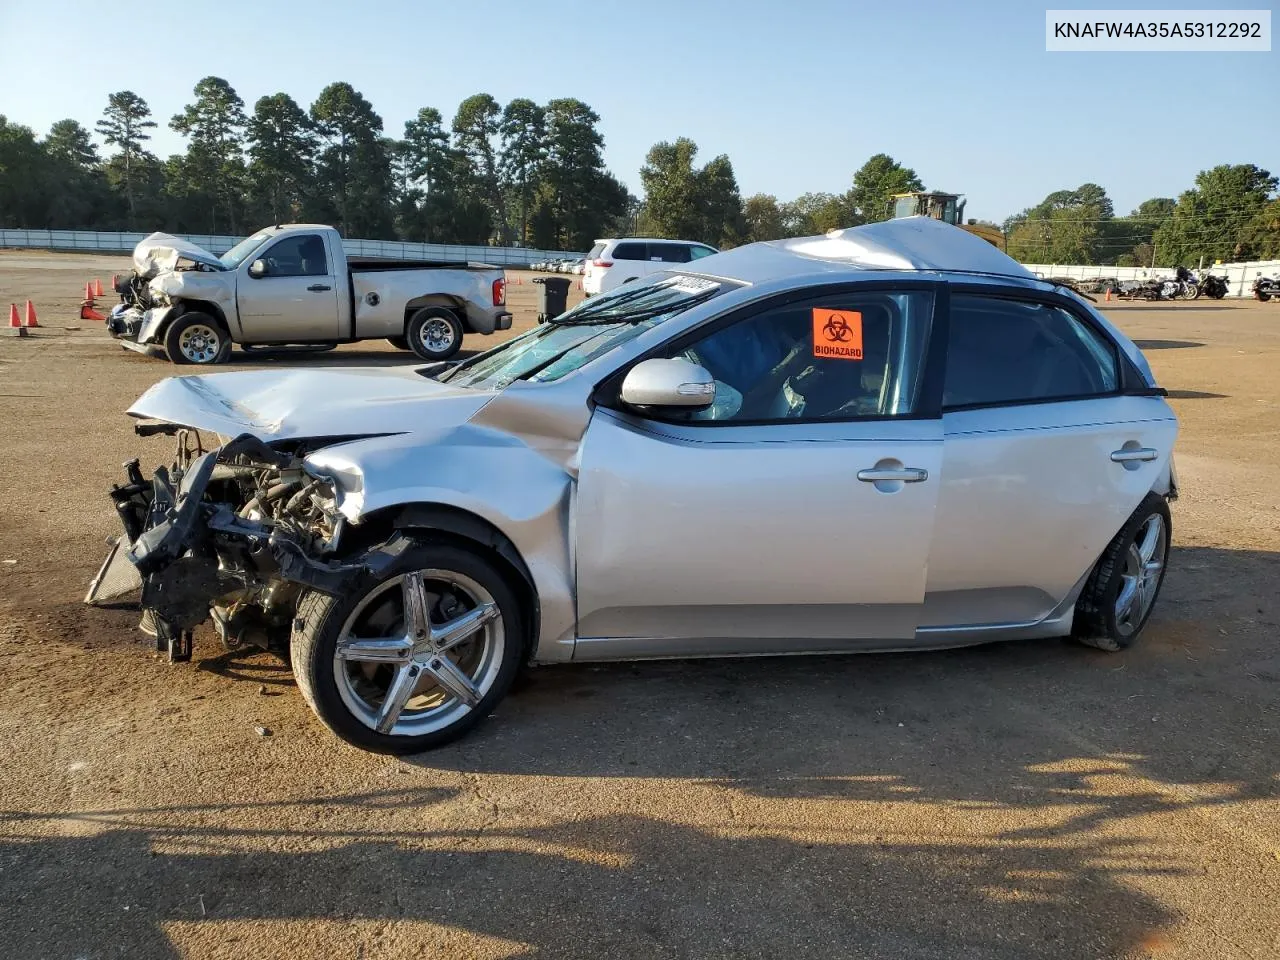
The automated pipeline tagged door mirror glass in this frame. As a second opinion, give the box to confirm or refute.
[248,259,267,278]
[620,358,716,409]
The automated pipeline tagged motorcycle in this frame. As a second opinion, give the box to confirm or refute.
[1170,266,1199,300]
[1198,274,1230,300]
[1254,274,1280,302]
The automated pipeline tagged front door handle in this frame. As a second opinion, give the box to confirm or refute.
[1110,447,1158,463]
[857,467,929,483]
[307,283,332,292]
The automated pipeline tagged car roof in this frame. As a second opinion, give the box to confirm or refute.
[677,217,1044,289]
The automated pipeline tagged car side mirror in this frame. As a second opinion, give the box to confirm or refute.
[248,259,267,278]
[619,358,716,410]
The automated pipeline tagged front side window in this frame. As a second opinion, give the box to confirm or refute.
[658,290,935,423]
[255,235,328,278]
[943,295,1118,409]
[689,245,717,260]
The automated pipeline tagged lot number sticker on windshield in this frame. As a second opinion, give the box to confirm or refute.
[812,309,863,360]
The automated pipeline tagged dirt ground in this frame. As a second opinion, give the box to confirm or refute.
[0,249,1277,960]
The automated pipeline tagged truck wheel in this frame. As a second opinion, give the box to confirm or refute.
[406,307,463,362]
[290,541,525,753]
[164,312,230,365]
[386,336,410,351]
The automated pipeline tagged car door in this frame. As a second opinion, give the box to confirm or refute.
[921,291,1179,634]
[235,232,341,343]
[573,285,945,659]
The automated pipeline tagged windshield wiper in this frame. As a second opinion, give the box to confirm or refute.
[550,287,721,327]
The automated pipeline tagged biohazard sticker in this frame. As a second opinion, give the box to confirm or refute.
[812,309,863,360]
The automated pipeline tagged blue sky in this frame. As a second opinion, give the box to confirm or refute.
[2,0,1276,222]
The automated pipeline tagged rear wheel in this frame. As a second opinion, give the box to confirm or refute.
[1257,290,1272,302]
[291,542,525,752]
[164,312,230,365]
[406,307,464,362]
[1072,493,1171,651]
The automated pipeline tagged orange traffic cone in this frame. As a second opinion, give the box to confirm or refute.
[1105,288,1112,302]
[94,278,105,297]
[81,302,107,321]
[23,301,39,327]
[84,281,95,303]
[7,303,27,338]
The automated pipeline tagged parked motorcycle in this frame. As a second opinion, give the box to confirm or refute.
[1254,273,1280,302]
[1171,266,1199,300]
[1198,274,1230,300]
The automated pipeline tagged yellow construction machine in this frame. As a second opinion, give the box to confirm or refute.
[890,192,1006,251]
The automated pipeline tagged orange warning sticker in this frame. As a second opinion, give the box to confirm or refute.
[812,309,863,360]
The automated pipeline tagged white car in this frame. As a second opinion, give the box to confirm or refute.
[583,238,720,295]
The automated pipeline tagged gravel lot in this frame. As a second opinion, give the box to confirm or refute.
[0,250,1277,959]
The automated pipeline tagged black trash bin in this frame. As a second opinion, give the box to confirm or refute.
[533,276,572,322]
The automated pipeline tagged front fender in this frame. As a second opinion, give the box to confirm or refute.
[136,306,174,344]
[304,427,576,662]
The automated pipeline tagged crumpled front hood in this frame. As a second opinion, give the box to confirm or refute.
[133,232,225,277]
[127,366,494,441]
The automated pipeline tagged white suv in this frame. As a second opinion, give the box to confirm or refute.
[582,238,720,295]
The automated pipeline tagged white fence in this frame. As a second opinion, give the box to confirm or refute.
[0,229,586,268]
[1024,260,1280,299]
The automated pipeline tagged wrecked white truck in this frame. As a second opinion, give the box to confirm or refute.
[106,224,512,363]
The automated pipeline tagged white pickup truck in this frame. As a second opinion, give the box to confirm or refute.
[106,224,513,364]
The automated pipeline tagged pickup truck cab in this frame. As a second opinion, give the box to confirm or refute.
[110,224,512,364]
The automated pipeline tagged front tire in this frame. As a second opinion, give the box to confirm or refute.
[1072,493,1171,651]
[164,312,231,365]
[291,541,525,753]
[406,307,464,362]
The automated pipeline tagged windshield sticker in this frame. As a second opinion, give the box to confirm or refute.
[667,275,720,294]
[812,309,863,360]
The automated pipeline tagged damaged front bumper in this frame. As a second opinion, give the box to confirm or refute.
[86,428,385,662]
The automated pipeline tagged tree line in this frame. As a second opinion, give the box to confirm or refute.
[1003,165,1280,266]
[0,79,631,251]
[1,77,1277,265]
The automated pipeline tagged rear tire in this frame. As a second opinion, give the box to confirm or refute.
[291,541,525,753]
[406,307,464,362]
[1257,290,1272,302]
[164,312,230,365]
[1072,492,1171,651]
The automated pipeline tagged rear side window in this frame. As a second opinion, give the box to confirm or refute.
[611,242,647,261]
[944,295,1119,409]
[649,243,691,263]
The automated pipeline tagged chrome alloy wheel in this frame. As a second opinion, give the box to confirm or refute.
[333,569,505,737]
[179,323,222,363]
[1114,513,1166,637]
[420,317,456,355]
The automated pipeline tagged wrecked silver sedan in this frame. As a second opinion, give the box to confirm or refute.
[88,218,1179,753]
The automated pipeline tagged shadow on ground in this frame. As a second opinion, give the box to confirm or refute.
[5,547,1277,956]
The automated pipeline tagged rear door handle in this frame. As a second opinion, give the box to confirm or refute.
[1110,447,1158,463]
[857,467,929,483]
[307,283,332,292]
